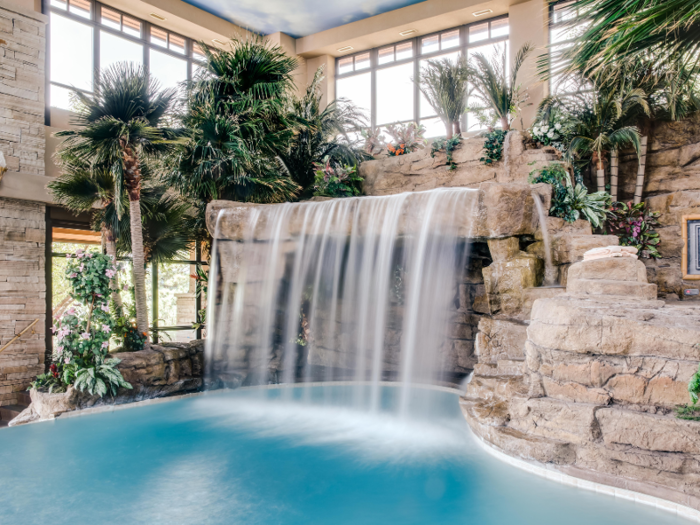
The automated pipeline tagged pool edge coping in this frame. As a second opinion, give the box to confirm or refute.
[471,428,700,523]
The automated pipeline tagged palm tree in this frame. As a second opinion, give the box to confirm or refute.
[49,157,125,310]
[54,62,179,337]
[416,54,471,138]
[168,37,301,238]
[281,66,369,196]
[565,86,650,193]
[468,43,533,130]
[557,0,700,79]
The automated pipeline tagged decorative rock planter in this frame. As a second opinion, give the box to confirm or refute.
[9,340,204,426]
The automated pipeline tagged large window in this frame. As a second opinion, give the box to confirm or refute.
[549,1,589,95]
[48,0,205,111]
[335,16,509,138]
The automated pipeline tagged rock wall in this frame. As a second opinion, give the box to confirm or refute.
[613,114,700,300]
[463,256,700,513]
[359,132,558,196]
[0,197,45,407]
[9,341,204,425]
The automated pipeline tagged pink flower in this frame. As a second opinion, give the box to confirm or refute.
[66,307,76,315]
[69,273,77,278]
[79,264,84,271]
[51,325,56,334]
[101,341,109,349]
[66,254,72,259]
[101,324,111,333]
[81,332,90,340]
[77,252,84,259]
[64,357,70,364]
[123,284,129,291]
[86,253,93,258]
[106,268,116,278]
[100,303,110,312]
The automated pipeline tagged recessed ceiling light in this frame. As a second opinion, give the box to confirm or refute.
[399,29,417,36]
[149,12,166,21]
[212,39,226,46]
[337,45,354,53]
[472,9,493,17]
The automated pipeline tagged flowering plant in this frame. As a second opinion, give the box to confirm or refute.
[605,201,661,259]
[361,127,386,156]
[385,122,426,156]
[31,251,132,397]
[529,111,574,150]
[313,156,363,198]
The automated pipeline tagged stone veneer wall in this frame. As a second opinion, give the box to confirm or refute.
[0,2,47,407]
[0,198,45,407]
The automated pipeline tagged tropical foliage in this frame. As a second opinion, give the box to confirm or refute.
[281,66,368,197]
[31,251,132,397]
[555,0,700,79]
[361,127,387,156]
[54,62,179,336]
[313,157,363,198]
[468,43,533,130]
[385,122,427,156]
[529,163,610,227]
[605,201,661,259]
[480,129,507,165]
[167,37,302,242]
[431,135,462,171]
[417,55,471,138]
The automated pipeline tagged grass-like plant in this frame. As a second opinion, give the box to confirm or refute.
[468,43,533,130]
[417,55,471,138]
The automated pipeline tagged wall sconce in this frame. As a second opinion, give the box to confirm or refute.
[0,151,7,185]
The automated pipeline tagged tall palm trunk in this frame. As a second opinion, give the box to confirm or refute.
[609,148,619,201]
[101,222,123,314]
[444,121,453,139]
[500,116,510,131]
[595,152,606,193]
[453,120,461,137]
[120,138,149,338]
[634,135,648,204]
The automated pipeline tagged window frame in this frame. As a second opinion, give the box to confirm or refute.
[45,0,207,114]
[335,15,509,135]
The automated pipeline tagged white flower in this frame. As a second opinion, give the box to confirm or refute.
[532,126,540,135]
[541,126,550,134]
[554,123,562,131]
[547,131,557,139]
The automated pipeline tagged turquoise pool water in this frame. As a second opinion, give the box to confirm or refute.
[0,386,693,524]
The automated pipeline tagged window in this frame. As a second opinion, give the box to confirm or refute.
[549,1,589,95]
[48,0,209,111]
[336,16,509,137]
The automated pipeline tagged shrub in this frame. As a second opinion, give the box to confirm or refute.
[480,129,507,165]
[676,357,700,421]
[32,250,132,397]
[605,201,661,259]
[313,157,363,198]
[529,163,611,227]
[385,122,426,156]
[431,135,462,170]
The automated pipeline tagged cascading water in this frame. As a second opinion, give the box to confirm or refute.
[206,188,478,417]
[532,191,558,287]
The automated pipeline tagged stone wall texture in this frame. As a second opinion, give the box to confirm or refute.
[0,1,46,178]
[0,197,45,407]
[463,257,700,513]
[0,2,47,408]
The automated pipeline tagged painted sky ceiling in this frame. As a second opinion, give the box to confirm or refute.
[183,0,427,38]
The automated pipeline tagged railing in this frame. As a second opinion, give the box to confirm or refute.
[51,242,206,344]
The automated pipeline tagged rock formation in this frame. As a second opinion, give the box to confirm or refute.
[463,253,700,512]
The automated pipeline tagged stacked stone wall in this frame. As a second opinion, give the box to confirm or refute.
[0,2,47,407]
[0,197,45,406]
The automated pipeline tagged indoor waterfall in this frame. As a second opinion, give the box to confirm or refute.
[206,188,478,417]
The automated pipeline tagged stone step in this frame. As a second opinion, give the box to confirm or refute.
[0,405,26,421]
[567,278,657,300]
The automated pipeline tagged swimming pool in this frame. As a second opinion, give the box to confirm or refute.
[0,385,693,524]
